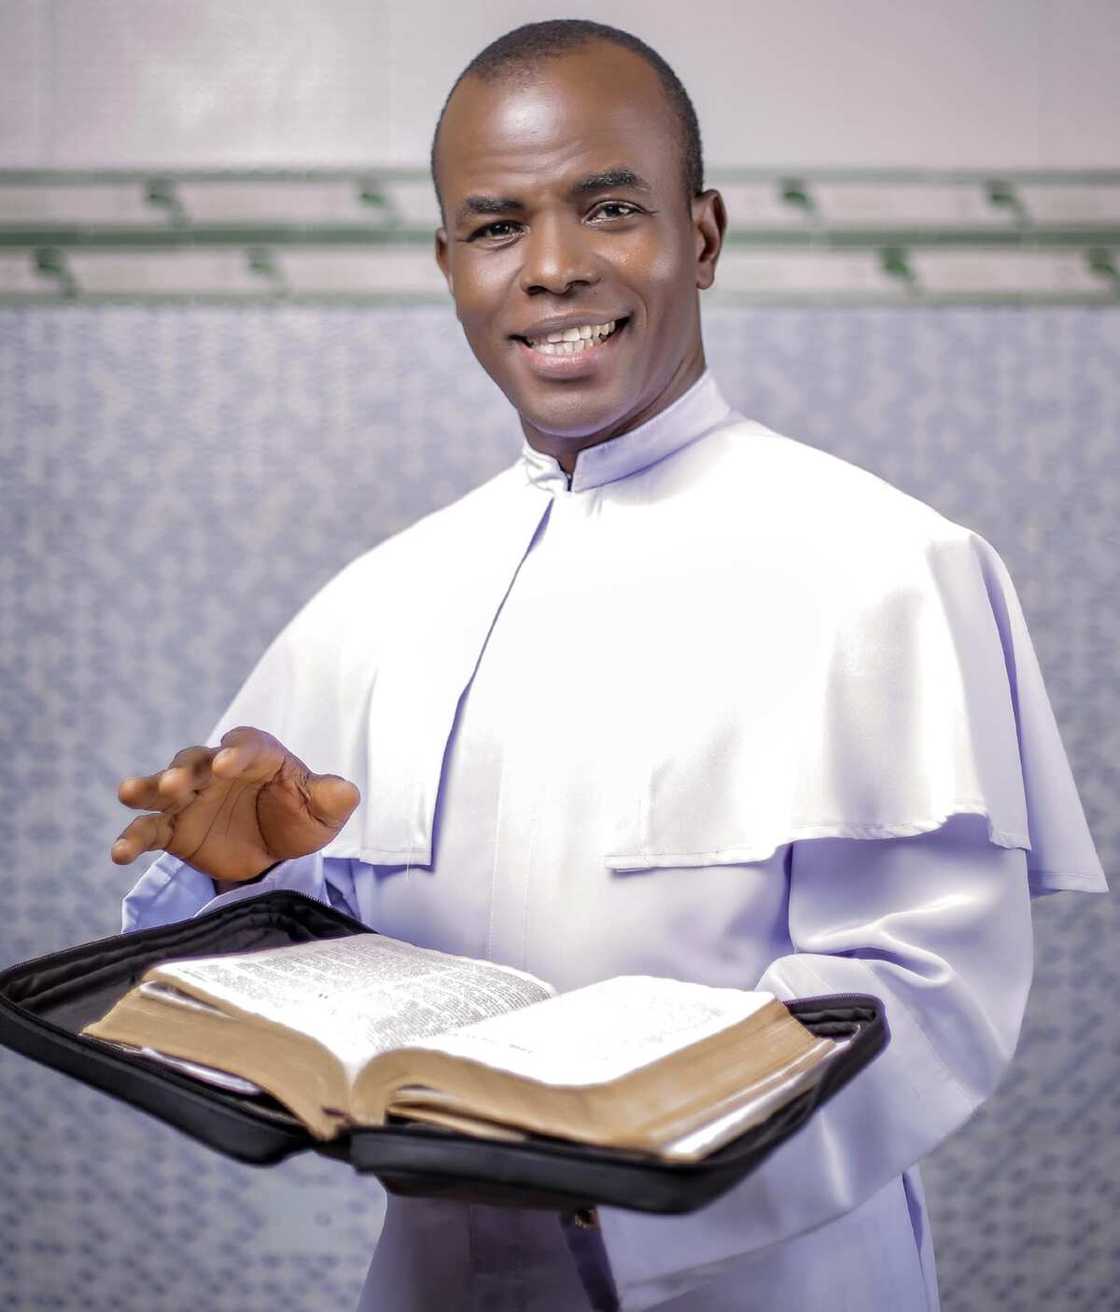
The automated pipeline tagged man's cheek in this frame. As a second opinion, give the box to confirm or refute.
[461,316,499,365]
[460,322,515,391]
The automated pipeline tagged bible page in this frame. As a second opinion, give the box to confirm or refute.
[401,976,775,1086]
[149,935,555,1079]
[101,1040,268,1096]
[661,1037,847,1160]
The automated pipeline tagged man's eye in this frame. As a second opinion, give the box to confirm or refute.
[590,202,641,221]
[470,221,522,241]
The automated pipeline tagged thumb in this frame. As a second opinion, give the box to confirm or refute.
[307,773,361,828]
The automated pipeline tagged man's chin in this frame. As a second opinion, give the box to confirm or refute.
[509,383,638,446]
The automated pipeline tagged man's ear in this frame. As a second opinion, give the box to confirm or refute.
[692,189,726,291]
[435,228,453,294]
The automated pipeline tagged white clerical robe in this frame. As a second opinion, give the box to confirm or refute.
[123,371,1107,1311]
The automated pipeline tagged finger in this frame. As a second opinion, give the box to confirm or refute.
[117,773,165,811]
[307,774,362,828]
[157,745,217,799]
[118,771,185,811]
[212,726,288,784]
[166,744,217,777]
[111,812,174,865]
[117,746,215,811]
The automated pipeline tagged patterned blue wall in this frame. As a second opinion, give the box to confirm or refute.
[0,305,1115,1311]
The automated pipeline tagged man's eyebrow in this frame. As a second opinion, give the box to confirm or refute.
[455,195,524,225]
[452,170,652,226]
[569,169,653,196]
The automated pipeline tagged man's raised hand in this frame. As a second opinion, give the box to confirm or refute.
[112,726,361,883]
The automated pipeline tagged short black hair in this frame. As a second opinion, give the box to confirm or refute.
[430,20,704,213]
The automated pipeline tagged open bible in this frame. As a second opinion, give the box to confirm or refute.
[83,931,840,1163]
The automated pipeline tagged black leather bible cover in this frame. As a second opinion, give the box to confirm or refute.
[0,890,888,1214]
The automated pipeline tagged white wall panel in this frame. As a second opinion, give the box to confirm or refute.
[0,0,48,162]
[2,0,1117,171]
[46,0,390,166]
[683,0,1045,169]
[382,0,1045,169]
[1036,0,1120,165]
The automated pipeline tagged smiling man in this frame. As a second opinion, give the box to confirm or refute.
[432,32,723,467]
[112,20,1106,1312]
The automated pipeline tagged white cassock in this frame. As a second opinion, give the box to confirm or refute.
[123,371,1107,1311]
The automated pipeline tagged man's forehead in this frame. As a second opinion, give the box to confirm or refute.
[445,41,667,120]
[452,154,655,199]
[436,46,677,193]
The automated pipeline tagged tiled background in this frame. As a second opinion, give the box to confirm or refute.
[0,302,1116,1311]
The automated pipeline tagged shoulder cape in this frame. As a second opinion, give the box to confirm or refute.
[208,420,1107,898]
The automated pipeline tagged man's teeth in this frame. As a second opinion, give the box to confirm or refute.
[527,320,619,355]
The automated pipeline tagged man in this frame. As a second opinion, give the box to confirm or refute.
[112,20,1107,1312]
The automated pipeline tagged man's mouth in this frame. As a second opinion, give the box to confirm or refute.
[516,318,628,357]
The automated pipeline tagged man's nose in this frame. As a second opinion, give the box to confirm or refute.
[518,215,599,296]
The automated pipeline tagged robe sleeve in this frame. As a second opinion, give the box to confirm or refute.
[120,851,361,932]
[596,812,1037,1310]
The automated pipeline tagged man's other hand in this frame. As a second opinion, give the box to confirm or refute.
[111,726,361,882]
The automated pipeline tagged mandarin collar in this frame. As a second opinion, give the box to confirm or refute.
[517,371,734,495]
